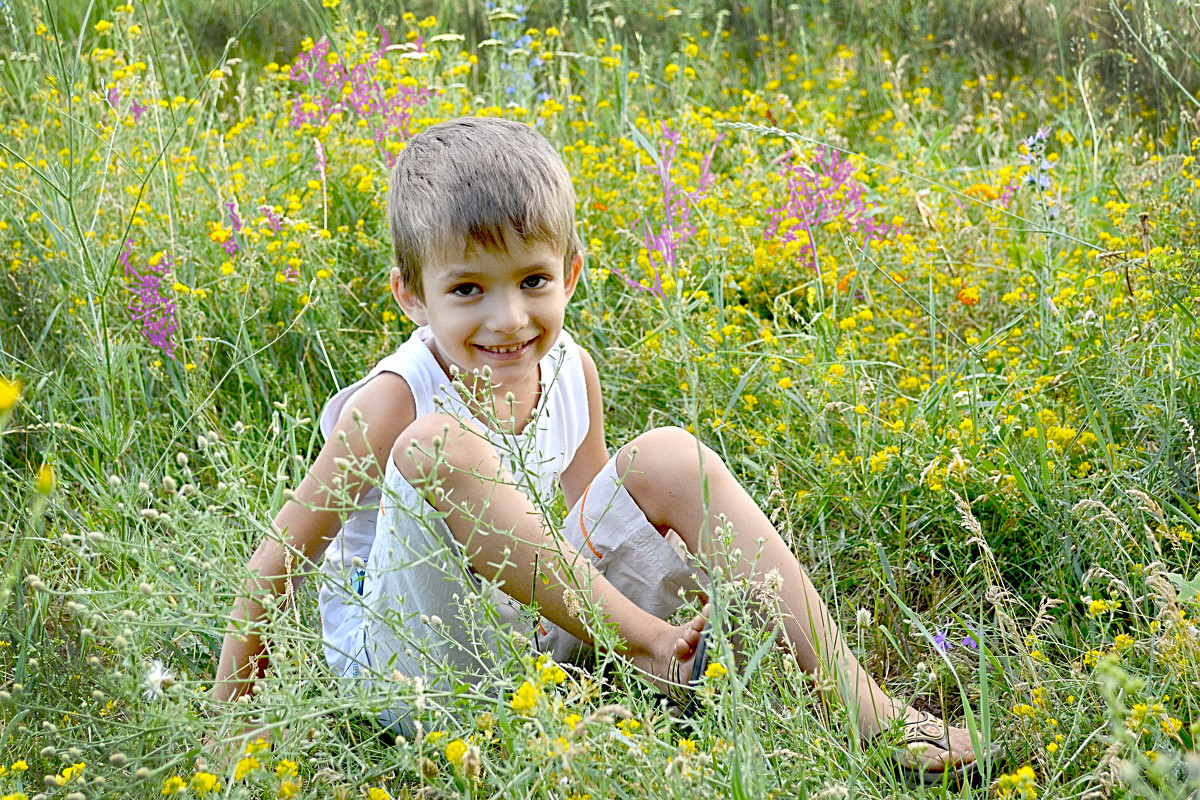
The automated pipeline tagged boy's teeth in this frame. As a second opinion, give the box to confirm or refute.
[486,343,525,353]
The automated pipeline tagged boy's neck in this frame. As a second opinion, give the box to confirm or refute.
[426,339,542,435]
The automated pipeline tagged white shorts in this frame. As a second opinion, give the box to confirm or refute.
[335,453,702,734]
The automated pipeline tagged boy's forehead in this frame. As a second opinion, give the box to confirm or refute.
[450,229,568,261]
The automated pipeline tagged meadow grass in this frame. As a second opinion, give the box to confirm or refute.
[1,0,1199,797]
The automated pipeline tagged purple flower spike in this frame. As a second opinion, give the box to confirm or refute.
[285,34,433,162]
[765,146,895,269]
[611,126,723,300]
[121,240,180,358]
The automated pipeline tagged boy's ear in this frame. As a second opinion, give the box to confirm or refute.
[391,267,428,326]
[563,253,584,299]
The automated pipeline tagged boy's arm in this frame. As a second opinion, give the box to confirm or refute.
[559,346,609,510]
[212,372,416,704]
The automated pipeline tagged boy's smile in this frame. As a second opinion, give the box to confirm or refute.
[392,229,582,419]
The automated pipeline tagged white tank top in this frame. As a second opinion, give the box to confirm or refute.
[316,327,590,648]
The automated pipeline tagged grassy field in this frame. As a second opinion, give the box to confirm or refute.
[2,0,1199,797]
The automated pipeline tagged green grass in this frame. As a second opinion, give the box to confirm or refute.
[2,0,1200,797]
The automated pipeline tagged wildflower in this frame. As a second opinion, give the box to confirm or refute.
[35,464,54,495]
[11,761,28,772]
[322,0,340,6]
[285,34,432,162]
[367,787,391,800]
[275,760,298,779]
[705,661,728,680]
[1087,598,1122,617]
[241,738,267,758]
[931,630,951,652]
[510,679,540,713]
[94,20,113,33]
[277,780,301,799]
[996,764,1038,799]
[54,762,85,786]
[234,756,260,781]
[190,772,220,795]
[0,377,20,412]
[120,241,179,358]
[161,775,186,795]
[445,739,467,768]
[143,660,174,699]
[536,654,567,685]
[766,146,895,268]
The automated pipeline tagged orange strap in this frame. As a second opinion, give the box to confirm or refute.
[578,483,603,560]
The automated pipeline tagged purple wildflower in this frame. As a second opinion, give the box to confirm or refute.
[286,31,433,163]
[962,635,979,650]
[121,240,179,358]
[130,99,147,123]
[765,146,895,269]
[931,630,952,653]
[259,205,282,234]
[1017,127,1055,193]
[612,125,722,299]
[226,202,243,233]
[221,202,242,256]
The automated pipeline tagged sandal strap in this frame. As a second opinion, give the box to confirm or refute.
[902,711,948,745]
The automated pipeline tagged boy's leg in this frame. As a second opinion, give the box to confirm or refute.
[393,414,707,688]
[616,426,979,770]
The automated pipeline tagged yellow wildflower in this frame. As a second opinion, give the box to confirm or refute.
[0,377,20,411]
[36,464,55,495]
[190,772,220,795]
[445,739,467,768]
[705,661,728,680]
[234,756,260,781]
[510,679,540,714]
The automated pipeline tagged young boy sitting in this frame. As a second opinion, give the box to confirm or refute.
[213,116,995,786]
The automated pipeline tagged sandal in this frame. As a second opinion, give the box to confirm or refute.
[893,711,1002,788]
[659,626,712,717]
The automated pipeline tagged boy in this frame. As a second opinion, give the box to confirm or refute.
[213,116,994,785]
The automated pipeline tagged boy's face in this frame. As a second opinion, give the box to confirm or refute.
[392,229,582,397]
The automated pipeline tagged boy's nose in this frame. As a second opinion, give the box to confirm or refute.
[489,292,529,333]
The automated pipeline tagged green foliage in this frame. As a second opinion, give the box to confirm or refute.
[2,0,1200,798]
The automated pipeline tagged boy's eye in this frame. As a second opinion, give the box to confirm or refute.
[522,275,550,290]
[450,283,481,297]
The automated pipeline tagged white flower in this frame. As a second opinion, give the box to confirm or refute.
[143,660,174,699]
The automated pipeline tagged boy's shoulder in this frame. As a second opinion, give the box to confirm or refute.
[329,370,416,434]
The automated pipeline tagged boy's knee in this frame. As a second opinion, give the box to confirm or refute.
[391,414,492,483]
[618,426,721,482]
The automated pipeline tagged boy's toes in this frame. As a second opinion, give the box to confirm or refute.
[673,605,711,661]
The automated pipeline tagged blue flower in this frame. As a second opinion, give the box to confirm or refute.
[932,630,951,652]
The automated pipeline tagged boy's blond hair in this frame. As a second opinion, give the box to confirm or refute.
[387,117,582,298]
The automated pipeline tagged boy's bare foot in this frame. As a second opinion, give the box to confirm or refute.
[627,607,709,696]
